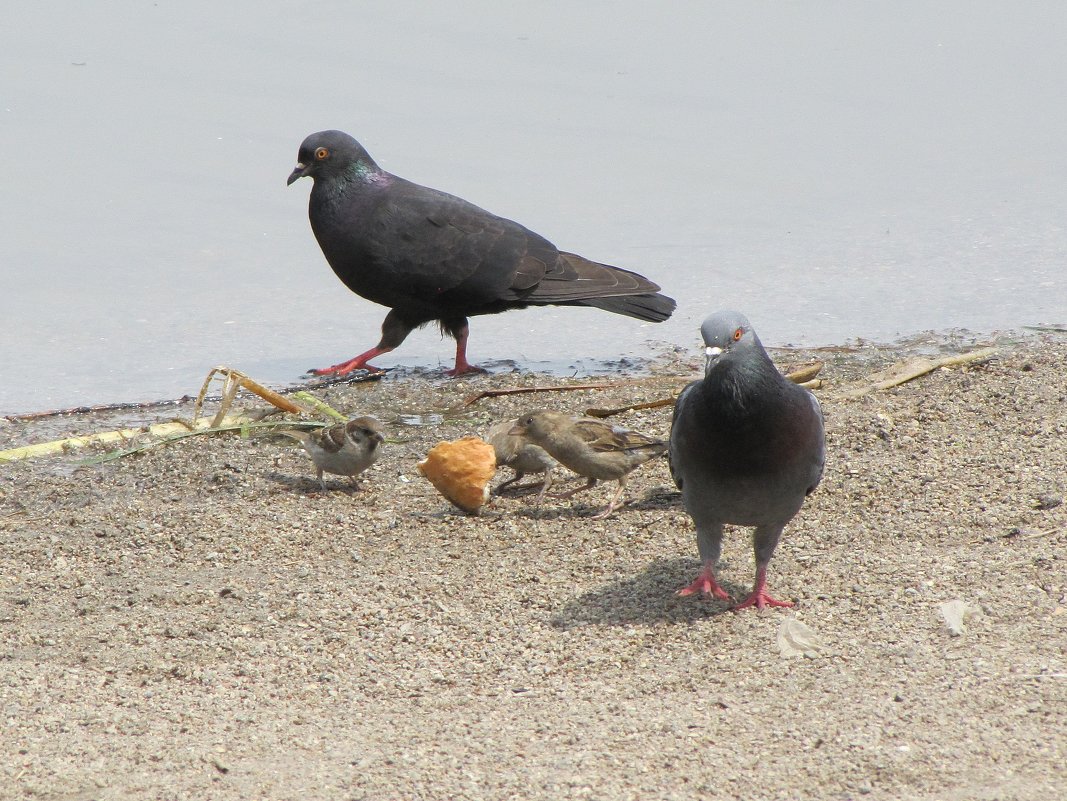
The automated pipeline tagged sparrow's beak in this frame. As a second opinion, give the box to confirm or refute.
[508,424,525,437]
[286,162,308,186]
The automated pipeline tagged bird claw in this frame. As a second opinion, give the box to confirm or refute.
[444,364,488,377]
[589,504,620,520]
[676,573,731,600]
[307,361,386,377]
[731,590,794,612]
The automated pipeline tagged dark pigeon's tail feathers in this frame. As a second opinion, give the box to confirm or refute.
[519,251,676,322]
[576,293,676,323]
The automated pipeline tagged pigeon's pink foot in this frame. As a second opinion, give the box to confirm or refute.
[310,360,384,376]
[730,564,793,611]
[731,589,793,611]
[445,333,487,377]
[677,565,731,600]
[444,360,487,377]
[309,346,390,377]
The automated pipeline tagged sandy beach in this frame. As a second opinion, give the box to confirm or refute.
[1,333,1064,800]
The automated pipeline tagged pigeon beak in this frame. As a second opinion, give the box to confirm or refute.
[704,345,723,371]
[286,163,308,186]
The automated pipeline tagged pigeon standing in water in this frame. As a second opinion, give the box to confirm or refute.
[511,411,667,518]
[287,130,675,376]
[669,311,825,610]
[279,416,385,490]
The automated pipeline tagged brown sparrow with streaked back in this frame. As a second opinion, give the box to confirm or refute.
[280,416,385,490]
[510,410,666,518]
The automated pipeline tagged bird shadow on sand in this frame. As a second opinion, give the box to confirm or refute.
[511,486,682,520]
[491,480,553,499]
[263,471,364,495]
[549,558,749,629]
[627,487,683,512]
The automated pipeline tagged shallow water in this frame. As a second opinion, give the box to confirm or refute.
[2,2,1064,415]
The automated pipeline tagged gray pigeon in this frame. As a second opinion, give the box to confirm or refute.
[669,311,825,610]
[287,130,675,376]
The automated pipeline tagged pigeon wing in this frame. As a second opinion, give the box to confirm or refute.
[361,181,538,304]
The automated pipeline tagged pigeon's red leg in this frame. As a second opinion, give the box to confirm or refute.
[445,324,487,376]
[677,562,731,600]
[309,345,392,376]
[731,563,793,611]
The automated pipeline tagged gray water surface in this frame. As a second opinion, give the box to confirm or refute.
[2,2,1064,414]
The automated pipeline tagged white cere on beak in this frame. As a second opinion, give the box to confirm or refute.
[705,346,723,358]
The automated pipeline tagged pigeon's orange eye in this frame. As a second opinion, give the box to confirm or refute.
[315,147,329,160]
[733,328,743,341]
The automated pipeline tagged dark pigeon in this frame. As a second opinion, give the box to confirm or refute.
[287,130,676,376]
[668,311,825,610]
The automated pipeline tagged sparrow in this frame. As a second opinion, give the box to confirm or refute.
[486,419,557,501]
[510,410,667,518]
[279,416,385,490]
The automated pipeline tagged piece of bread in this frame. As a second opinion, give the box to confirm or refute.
[417,437,497,515]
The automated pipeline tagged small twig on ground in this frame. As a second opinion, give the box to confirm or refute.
[3,398,191,422]
[585,396,677,419]
[462,383,621,408]
[1020,527,1064,541]
[291,391,347,422]
[784,362,824,384]
[969,526,1063,545]
[583,362,824,419]
[194,366,305,426]
[838,347,998,398]
[79,418,313,465]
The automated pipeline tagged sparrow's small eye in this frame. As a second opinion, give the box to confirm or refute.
[315,147,329,160]
[732,327,743,342]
